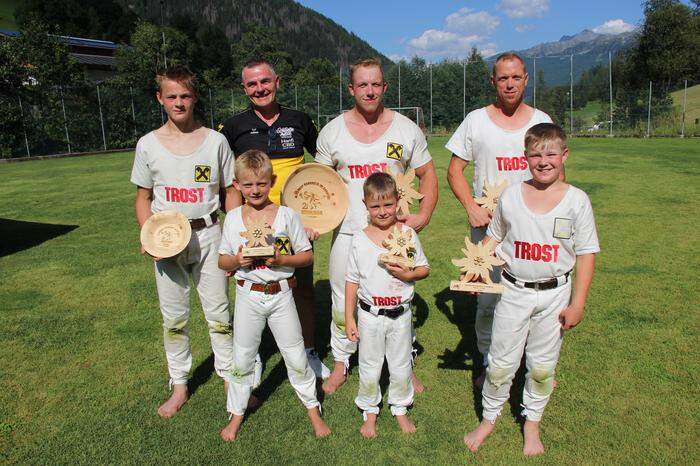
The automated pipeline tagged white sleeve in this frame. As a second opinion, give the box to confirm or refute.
[314,125,334,167]
[219,135,235,187]
[486,200,506,242]
[218,214,238,256]
[444,115,472,161]
[287,209,312,253]
[573,193,600,255]
[411,229,429,268]
[408,125,432,169]
[345,235,360,284]
[130,138,153,188]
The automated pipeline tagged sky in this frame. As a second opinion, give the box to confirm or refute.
[295,0,652,61]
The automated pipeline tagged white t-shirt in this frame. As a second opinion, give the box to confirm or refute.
[130,129,234,219]
[445,107,552,197]
[487,183,600,282]
[218,206,311,284]
[346,225,429,308]
[316,111,432,234]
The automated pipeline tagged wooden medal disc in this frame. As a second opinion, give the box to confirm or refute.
[140,210,191,258]
[280,164,349,234]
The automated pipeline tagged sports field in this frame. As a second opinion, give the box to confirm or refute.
[1,137,698,464]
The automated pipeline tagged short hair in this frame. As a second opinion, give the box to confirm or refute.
[524,123,568,151]
[241,59,277,82]
[492,52,527,76]
[235,149,274,179]
[156,65,198,95]
[363,172,398,199]
[349,58,384,83]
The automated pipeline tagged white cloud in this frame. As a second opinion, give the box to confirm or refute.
[445,7,500,36]
[497,0,549,19]
[515,24,535,33]
[407,29,483,59]
[592,19,635,35]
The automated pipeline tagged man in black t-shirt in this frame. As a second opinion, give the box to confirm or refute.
[219,60,329,379]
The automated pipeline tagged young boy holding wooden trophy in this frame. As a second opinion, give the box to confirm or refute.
[217,150,330,441]
[460,123,599,456]
[344,172,430,438]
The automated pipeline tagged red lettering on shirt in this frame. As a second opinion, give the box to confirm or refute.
[164,186,204,203]
[372,296,403,306]
[514,241,559,263]
[348,163,388,179]
[496,156,527,172]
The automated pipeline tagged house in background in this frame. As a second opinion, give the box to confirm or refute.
[0,29,119,82]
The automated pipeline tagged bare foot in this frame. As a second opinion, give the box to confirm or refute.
[464,419,496,452]
[307,407,331,438]
[220,414,244,442]
[322,361,347,394]
[396,414,416,434]
[360,412,377,439]
[411,371,426,394]
[157,384,188,418]
[523,420,545,456]
[474,369,486,389]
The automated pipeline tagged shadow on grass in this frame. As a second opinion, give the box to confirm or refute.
[0,218,78,257]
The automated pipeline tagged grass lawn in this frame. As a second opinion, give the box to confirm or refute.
[0,0,19,30]
[1,137,698,464]
[671,83,700,133]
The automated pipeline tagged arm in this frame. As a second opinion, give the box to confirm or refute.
[559,253,596,330]
[134,187,153,228]
[385,264,430,282]
[265,249,313,268]
[345,281,359,341]
[401,161,438,232]
[218,245,253,271]
[221,185,242,212]
[446,156,491,228]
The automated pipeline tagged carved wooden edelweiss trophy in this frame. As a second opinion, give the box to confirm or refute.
[383,167,424,217]
[240,216,275,258]
[379,225,416,268]
[474,179,508,213]
[450,237,505,294]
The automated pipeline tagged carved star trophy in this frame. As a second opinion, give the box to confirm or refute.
[240,216,275,258]
[379,225,415,269]
[384,167,424,217]
[475,179,508,212]
[450,237,505,294]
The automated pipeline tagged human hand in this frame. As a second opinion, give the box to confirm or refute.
[345,319,359,342]
[397,213,428,232]
[559,304,584,330]
[140,245,162,262]
[236,245,254,268]
[385,262,414,281]
[466,203,491,228]
[264,249,286,267]
[304,227,320,242]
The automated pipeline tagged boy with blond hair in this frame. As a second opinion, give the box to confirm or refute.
[345,172,430,438]
[218,150,330,441]
[464,123,599,456]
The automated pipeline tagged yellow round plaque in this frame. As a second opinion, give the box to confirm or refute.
[140,210,192,258]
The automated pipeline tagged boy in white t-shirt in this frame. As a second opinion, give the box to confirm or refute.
[345,172,430,438]
[463,123,599,456]
[218,150,330,441]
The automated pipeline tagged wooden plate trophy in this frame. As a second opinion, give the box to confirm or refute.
[240,216,275,257]
[379,225,415,268]
[384,167,424,217]
[450,238,505,293]
[140,210,192,258]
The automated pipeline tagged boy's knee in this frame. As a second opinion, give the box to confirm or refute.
[163,318,188,338]
[332,309,346,331]
[486,364,514,389]
[207,319,232,335]
[529,366,555,396]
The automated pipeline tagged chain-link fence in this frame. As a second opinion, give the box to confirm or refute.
[5,61,698,158]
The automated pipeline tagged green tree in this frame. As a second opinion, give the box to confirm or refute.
[230,25,293,80]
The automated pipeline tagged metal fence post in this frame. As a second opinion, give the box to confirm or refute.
[398,61,401,108]
[609,51,613,137]
[231,89,234,111]
[462,60,466,119]
[96,84,107,151]
[569,54,573,134]
[338,64,342,113]
[317,84,320,127]
[294,84,298,110]
[681,79,687,138]
[18,96,30,157]
[429,63,433,134]
[646,81,652,138]
[129,86,137,139]
[533,56,536,108]
[59,86,71,154]
[209,88,214,128]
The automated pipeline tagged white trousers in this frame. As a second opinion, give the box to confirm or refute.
[154,223,232,385]
[482,278,571,422]
[226,285,319,416]
[355,306,414,417]
[329,231,357,364]
[471,226,502,361]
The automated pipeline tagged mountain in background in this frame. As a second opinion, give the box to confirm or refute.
[490,29,639,86]
[118,0,388,66]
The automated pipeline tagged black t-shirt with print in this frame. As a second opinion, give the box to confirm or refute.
[218,106,318,159]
